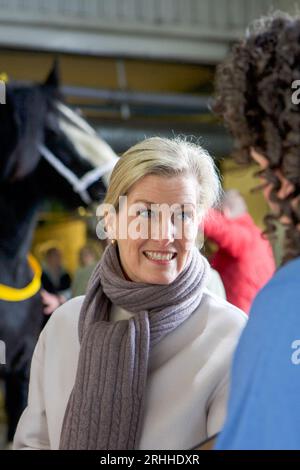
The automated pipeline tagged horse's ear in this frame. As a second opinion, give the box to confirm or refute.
[44,59,60,88]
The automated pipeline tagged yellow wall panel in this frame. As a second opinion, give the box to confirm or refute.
[32,219,87,275]
[220,158,268,228]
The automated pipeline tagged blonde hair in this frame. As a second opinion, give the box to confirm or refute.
[104,137,221,214]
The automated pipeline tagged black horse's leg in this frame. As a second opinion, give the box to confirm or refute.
[1,292,43,443]
[4,367,29,442]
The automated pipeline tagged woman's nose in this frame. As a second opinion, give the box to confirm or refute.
[157,216,175,242]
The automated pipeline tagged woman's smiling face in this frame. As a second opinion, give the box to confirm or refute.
[113,174,200,284]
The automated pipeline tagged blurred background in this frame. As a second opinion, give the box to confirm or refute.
[1,0,293,270]
[0,0,296,448]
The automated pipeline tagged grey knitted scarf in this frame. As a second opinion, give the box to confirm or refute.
[59,243,209,450]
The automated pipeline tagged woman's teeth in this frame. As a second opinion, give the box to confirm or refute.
[144,251,176,261]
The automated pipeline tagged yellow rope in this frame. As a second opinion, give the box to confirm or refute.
[0,254,42,302]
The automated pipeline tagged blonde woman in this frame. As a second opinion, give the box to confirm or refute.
[14,137,246,450]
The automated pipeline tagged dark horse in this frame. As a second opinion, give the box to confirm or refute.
[0,66,118,442]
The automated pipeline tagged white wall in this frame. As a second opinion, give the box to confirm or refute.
[0,0,295,62]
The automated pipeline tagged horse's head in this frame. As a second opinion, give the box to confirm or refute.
[0,63,118,207]
[0,63,118,257]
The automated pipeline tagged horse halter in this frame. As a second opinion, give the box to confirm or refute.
[0,254,41,302]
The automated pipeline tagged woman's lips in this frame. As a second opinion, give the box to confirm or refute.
[143,251,177,265]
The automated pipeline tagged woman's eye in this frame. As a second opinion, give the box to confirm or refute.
[176,211,193,221]
[138,209,153,218]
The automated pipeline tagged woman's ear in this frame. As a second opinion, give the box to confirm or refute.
[104,211,117,242]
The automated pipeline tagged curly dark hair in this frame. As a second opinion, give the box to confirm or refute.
[214,12,300,264]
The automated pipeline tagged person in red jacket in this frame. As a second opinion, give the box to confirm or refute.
[204,189,275,313]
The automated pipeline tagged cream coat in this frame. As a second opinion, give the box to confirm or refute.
[14,289,246,450]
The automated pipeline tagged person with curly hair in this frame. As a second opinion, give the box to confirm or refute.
[214,12,300,449]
